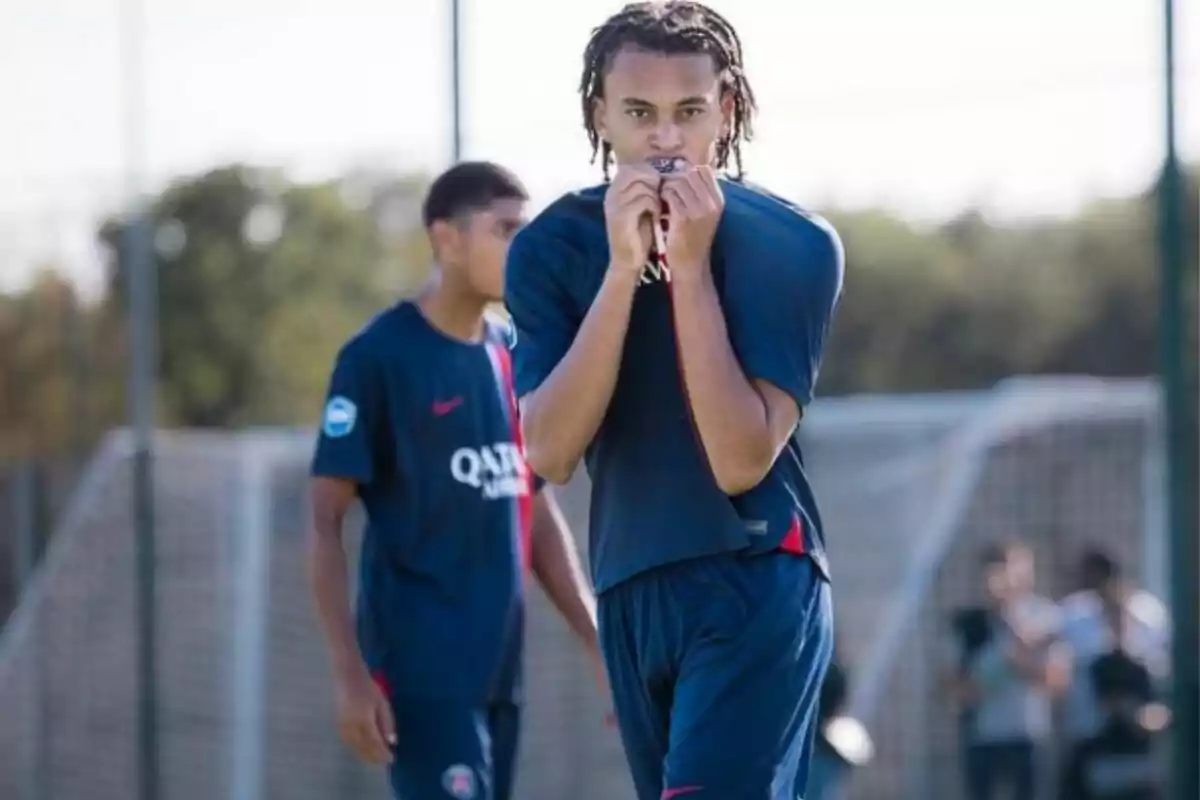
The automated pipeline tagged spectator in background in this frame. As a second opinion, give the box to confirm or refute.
[808,641,873,800]
[1061,633,1169,799]
[947,541,1070,800]
[1058,547,1170,800]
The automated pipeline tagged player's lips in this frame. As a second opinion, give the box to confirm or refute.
[647,156,689,174]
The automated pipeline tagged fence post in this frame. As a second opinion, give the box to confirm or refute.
[230,440,272,800]
[12,461,45,800]
[1158,2,1199,798]
[1158,3,1199,800]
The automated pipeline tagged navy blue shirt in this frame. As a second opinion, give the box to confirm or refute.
[311,302,533,703]
[505,179,842,593]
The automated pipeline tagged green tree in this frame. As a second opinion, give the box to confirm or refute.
[821,167,1196,394]
[0,268,111,459]
[99,165,432,428]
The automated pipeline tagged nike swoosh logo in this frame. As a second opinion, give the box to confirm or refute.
[432,396,464,416]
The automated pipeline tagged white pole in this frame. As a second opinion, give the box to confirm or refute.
[230,440,272,800]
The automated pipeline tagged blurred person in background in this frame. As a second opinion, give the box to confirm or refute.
[307,162,600,800]
[1058,547,1170,800]
[807,640,873,800]
[947,541,1070,800]
[1061,629,1169,799]
[505,2,842,797]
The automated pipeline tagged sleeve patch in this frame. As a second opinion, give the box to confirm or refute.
[322,396,358,438]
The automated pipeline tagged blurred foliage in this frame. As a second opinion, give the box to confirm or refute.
[0,164,1195,462]
[0,269,119,460]
[820,169,1197,394]
[97,165,433,429]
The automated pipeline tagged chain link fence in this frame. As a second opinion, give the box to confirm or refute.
[0,378,1163,800]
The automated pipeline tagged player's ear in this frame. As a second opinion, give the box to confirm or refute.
[427,219,463,263]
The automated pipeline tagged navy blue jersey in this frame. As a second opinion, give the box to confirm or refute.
[311,302,534,703]
[505,179,842,593]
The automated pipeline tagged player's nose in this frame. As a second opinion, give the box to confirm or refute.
[649,122,685,151]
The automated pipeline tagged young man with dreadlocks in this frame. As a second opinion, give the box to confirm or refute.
[505,3,843,799]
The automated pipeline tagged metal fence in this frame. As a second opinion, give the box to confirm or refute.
[839,378,1161,800]
[0,377,1164,800]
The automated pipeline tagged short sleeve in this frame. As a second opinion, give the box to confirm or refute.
[504,227,580,399]
[725,213,844,409]
[1039,597,1065,640]
[311,339,387,484]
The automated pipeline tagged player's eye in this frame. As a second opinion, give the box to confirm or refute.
[679,107,706,121]
[626,108,652,121]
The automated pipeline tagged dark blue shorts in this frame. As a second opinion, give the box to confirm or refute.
[598,552,833,800]
[382,696,520,800]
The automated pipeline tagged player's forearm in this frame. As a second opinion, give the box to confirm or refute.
[530,490,598,651]
[307,522,362,676]
[670,267,776,494]
[522,268,640,483]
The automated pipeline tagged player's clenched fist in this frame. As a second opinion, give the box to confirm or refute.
[334,662,397,765]
[604,165,662,274]
[661,165,723,275]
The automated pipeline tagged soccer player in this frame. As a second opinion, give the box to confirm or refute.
[504,3,844,798]
[307,161,599,800]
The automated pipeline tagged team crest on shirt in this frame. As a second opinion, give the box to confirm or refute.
[322,396,357,438]
[450,442,529,500]
[441,764,476,799]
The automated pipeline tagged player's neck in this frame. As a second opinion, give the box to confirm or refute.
[414,277,487,344]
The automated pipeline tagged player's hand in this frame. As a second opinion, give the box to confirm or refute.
[334,661,397,765]
[604,165,662,274]
[661,165,723,276]
[587,646,617,729]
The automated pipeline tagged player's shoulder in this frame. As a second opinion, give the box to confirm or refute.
[336,302,418,365]
[724,180,842,255]
[537,183,608,230]
[722,180,844,290]
[510,184,607,259]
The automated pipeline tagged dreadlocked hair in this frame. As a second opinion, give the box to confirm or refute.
[579,1,757,181]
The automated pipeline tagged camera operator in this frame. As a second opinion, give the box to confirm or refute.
[808,644,872,800]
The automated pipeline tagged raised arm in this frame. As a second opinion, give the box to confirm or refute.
[506,169,660,483]
[665,171,844,494]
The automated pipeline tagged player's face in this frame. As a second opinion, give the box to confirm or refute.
[462,198,528,301]
[983,563,1010,604]
[592,48,733,171]
[1007,552,1034,595]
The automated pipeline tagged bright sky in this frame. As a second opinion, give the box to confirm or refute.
[0,0,1197,294]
